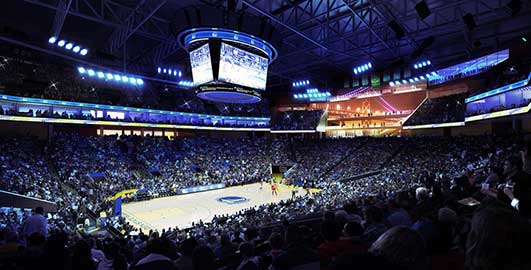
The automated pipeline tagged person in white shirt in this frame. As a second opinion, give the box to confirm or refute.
[23,207,48,238]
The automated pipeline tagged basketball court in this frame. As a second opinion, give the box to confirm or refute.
[122,183,298,231]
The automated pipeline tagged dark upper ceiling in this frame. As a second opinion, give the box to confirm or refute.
[0,0,530,93]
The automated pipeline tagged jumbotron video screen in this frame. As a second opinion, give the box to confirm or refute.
[190,44,214,85]
[218,42,269,90]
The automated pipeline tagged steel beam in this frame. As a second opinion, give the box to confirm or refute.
[50,0,73,38]
[104,0,168,54]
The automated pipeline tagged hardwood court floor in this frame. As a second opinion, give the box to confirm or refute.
[122,183,293,231]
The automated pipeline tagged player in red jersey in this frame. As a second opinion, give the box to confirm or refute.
[271,183,278,196]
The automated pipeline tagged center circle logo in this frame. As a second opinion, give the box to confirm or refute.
[217,196,249,204]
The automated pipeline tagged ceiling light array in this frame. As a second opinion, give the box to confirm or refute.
[77,67,144,86]
[293,88,331,100]
[157,67,182,77]
[388,72,438,86]
[48,37,88,56]
[353,62,372,74]
[413,60,431,69]
[178,80,195,87]
[292,80,310,87]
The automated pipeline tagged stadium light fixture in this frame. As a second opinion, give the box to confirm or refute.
[522,37,527,42]
[157,67,161,73]
[389,81,395,86]
[57,40,66,47]
[97,72,104,78]
[48,37,57,44]
[80,49,88,56]
[73,46,80,53]
[87,69,95,76]
[77,67,86,74]
[65,43,73,50]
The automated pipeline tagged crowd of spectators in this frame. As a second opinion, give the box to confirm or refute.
[271,110,324,130]
[0,132,531,270]
[405,93,468,126]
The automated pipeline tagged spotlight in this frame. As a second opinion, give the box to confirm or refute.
[326,92,331,96]
[114,74,121,81]
[77,67,86,74]
[402,80,407,84]
[389,82,395,86]
[427,60,431,65]
[178,71,182,77]
[137,79,144,85]
[157,67,161,73]
[72,46,80,53]
[163,69,167,74]
[80,49,88,56]
[97,72,104,78]
[173,70,177,76]
[65,43,73,50]
[523,37,527,42]
[57,40,66,47]
[420,75,426,80]
[130,78,137,85]
[48,37,57,44]
[409,79,414,83]
[122,76,129,82]
[414,64,418,69]
[87,69,95,76]
[414,77,419,81]
[106,73,113,80]
[395,81,401,85]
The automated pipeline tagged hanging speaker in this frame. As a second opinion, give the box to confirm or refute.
[388,20,405,39]
[462,13,476,30]
[507,0,522,16]
[414,1,431,19]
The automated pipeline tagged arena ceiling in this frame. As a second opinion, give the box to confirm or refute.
[1,0,530,92]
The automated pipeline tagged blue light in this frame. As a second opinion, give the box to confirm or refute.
[178,71,182,77]
[78,67,86,74]
[48,37,57,44]
[137,79,144,85]
[106,73,113,80]
[402,80,407,84]
[430,71,437,76]
[389,81,395,86]
[420,75,426,80]
[97,72,104,78]
[65,43,73,50]
[326,92,331,96]
[114,74,121,81]
[168,69,172,75]
[157,67,161,73]
[122,76,129,82]
[73,46,80,53]
[173,70,177,76]
[427,60,431,65]
[130,78,137,85]
[292,82,296,87]
[414,77,419,81]
[368,62,372,68]
[163,69,167,74]
[395,81,401,85]
[87,69,95,76]
[80,49,88,56]
[306,80,309,85]
[409,79,414,83]
[57,40,66,47]
[414,64,418,69]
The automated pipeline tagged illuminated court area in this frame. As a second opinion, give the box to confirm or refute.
[122,183,293,231]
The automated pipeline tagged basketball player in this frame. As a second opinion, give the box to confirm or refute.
[291,186,297,200]
[260,179,264,190]
[271,183,278,196]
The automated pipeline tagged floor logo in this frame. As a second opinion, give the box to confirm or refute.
[217,196,249,204]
